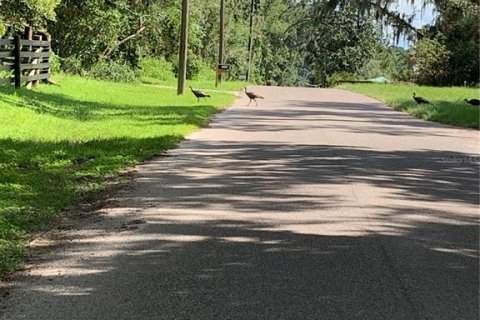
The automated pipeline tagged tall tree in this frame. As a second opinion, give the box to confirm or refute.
[52,0,169,68]
[253,0,307,85]
[433,0,479,85]
[303,5,380,85]
[40,0,478,86]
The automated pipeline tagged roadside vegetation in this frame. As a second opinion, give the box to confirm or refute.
[2,1,478,88]
[338,83,480,129]
[0,74,242,275]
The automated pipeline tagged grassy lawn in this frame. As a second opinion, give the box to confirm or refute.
[337,83,480,129]
[0,75,243,275]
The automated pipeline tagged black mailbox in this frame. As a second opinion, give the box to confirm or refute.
[217,64,231,72]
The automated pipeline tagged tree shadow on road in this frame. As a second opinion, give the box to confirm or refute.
[1,141,478,320]
[1,215,477,320]
[217,100,477,136]
[136,141,479,207]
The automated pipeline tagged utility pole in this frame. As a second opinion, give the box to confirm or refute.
[177,0,189,95]
[246,0,255,82]
[216,0,225,87]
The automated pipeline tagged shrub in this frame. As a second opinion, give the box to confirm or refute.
[50,51,61,74]
[172,54,213,80]
[89,60,137,82]
[0,70,12,81]
[0,23,6,37]
[329,71,358,86]
[60,56,86,75]
[192,60,215,81]
[138,57,175,81]
[410,38,451,86]
[358,46,410,82]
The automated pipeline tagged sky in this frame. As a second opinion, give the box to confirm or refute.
[393,0,437,28]
[387,0,438,47]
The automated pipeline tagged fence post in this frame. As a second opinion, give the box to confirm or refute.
[24,27,34,89]
[24,26,33,41]
[28,35,42,88]
[14,35,21,89]
[43,33,52,83]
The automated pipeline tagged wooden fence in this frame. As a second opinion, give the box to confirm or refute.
[0,35,51,88]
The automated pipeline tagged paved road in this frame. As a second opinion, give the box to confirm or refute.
[1,87,479,319]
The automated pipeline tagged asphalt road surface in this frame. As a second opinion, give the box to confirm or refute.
[1,87,479,320]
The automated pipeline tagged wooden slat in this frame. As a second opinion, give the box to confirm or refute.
[0,39,14,46]
[0,58,14,64]
[0,51,14,58]
[0,64,13,71]
[22,73,50,82]
[20,63,51,71]
[0,77,13,85]
[20,51,50,59]
[19,39,50,47]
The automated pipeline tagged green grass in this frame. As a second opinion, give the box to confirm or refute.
[0,74,242,275]
[337,83,480,129]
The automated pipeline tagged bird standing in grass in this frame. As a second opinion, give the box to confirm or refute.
[190,86,211,102]
[413,92,430,105]
[244,87,264,106]
[464,98,480,106]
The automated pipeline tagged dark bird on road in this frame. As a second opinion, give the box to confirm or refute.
[245,87,264,106]
[413,92,430,104]
[190,86,211,102]
[464,98,480,106]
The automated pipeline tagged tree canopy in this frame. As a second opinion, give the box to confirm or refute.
[1,0,477,86]
[0,0,60,36]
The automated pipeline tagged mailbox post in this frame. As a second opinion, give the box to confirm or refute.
[215,64,231,87]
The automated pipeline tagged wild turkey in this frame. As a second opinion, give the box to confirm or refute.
[413,92,430,104]
[190,86,211,102]
[244,87,264,105]
[464,98,480,106]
